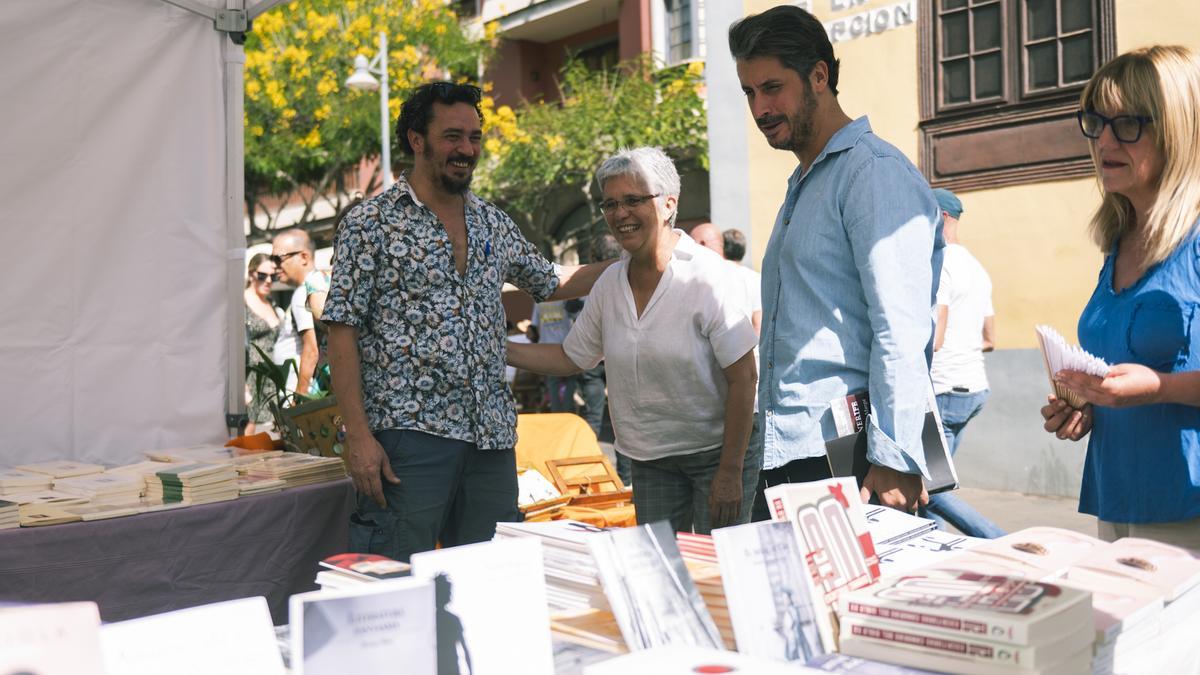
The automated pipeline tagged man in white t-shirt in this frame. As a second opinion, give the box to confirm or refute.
[926,188,1004,538]
[271,229,321,396]
[723,228,762,334]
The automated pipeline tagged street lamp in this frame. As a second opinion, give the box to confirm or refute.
[345,31,393,189]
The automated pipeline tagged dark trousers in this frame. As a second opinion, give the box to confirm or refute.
[750,456,833,522]
[348,429,520,563]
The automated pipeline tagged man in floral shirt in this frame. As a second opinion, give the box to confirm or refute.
[324,82,613,562]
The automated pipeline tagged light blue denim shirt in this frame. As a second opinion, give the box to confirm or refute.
[758,116,943,475]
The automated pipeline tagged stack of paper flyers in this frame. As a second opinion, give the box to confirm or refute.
[1034,325,1109,409]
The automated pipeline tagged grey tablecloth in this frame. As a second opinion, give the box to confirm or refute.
[0,479,354,624]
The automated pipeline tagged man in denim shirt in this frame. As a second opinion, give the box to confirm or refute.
[729,6,943,516]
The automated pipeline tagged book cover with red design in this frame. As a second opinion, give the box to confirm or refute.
[318,553,410,582]
[764,477,881,651]
[838,569,1092,646]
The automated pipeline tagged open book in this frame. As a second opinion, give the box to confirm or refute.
[824,390,959,494]
[1034,324,1109,409]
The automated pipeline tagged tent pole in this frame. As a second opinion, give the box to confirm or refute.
[222,0,248,435]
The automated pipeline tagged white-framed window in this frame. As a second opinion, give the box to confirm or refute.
[653,0,705,66]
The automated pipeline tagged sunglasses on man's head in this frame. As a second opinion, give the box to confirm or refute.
[269,251,303,267]
[429,81,482,104]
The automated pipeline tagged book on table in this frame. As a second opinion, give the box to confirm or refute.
[763,477,881,652]
[0,467,54,495]
[805,652,941,673]
[494,520,611,614]
[874,529,986,578]
[289,578,435,675]
[14,460,105,479]
[964,526,1106,579]
[582,645,819,674]
[318,552,411,583]
[99,596,285,675]
[0,601,105,675]
[824,390,959,494]
[712,519,828,661]
[587,520,724,652]
[838,564,1095,674]
[410,537,556,675]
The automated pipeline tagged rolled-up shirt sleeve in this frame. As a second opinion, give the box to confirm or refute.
[843,157,940,478]
[562,289,605,371]
[323,203,380,328]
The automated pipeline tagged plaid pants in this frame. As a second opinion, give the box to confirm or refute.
[630,421,762,535]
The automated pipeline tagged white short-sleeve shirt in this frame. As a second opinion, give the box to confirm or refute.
[931,244,994,394]
[563,231,758,461]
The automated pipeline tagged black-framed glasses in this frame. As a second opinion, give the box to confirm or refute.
[269,251,303,266]
[1077,110,1154,143]
[429,81,482,104]
[252,271,277,283]
[598,193,661,214]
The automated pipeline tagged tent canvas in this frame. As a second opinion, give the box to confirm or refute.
[0,0,285,466]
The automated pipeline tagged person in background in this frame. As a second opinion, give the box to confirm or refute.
[722,228,763,334]
[531,298,578,413]
[729,5,942,517]
[323,81,613,562]
[689,221,726,258]
[507,147,759,534]
[244,253,281,434]
[1042,46,1200,547]
[271,228,320,396]
[925,188,1005,538]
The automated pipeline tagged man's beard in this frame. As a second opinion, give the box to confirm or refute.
[424,145,474,194]
[758,86,818,153]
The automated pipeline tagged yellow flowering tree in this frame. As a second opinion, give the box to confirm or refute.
[474,57,708,253]
[244,0,489,234]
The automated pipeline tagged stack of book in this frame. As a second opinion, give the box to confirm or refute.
[0,468,53,498]
[11,490,89,521]
[15,460,105,479]
[236,475,286,495]
[147,463,239,505]
[314,552,411,591]
[1064,537,1200,673]
[54,472,144,504]
[864,506,985,577]
[58,501,143,521]
[675,532,737,650]
[0,500,17,530]
[242,454,345,488]
[839,563,1095,674]
[494,520,609,612]
[143,444,238,464]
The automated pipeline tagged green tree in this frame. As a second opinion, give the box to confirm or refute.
[243,0,492,236]
[474,57,708,254]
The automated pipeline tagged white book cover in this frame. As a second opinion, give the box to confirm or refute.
[1068,537,1200,602]
[100,596,285,675]
[14,460,105,478]
[411,537,555,675]
[1057,575,1163,644]
[588,520,723,652]
[967,527,1105,579]
[583,646,823,674]
[0,601,105,675]
[712,521,827,661]
[863,506,937,547]
[289,578,435,675]
[764,478,881,651]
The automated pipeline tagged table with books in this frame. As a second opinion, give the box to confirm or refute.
[0,449,354,624]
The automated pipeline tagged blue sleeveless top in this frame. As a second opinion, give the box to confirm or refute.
[1077,223,1200,523]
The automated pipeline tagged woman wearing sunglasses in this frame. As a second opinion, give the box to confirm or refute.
[506,147,759,534]
[1041,46,1200,547]
[244,253,282,434]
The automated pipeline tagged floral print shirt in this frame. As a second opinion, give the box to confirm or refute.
[323,174,559,449]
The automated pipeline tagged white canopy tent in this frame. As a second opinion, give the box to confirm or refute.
[0,0,285,466]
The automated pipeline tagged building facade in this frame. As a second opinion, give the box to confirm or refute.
[706,0,1200,497]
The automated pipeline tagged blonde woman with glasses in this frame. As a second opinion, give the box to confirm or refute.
[1041,46,1200,547]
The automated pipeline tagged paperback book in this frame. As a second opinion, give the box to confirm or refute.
[0,601,105,675]
[764,477,880,651]
[825,390,959,494]
[411,537,556,675]
[967,527,1105,579]
[289,578,435,675]
[587,520,723,652]
[712,520,828,661]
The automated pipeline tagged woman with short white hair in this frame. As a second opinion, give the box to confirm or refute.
[507,146,759,534]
